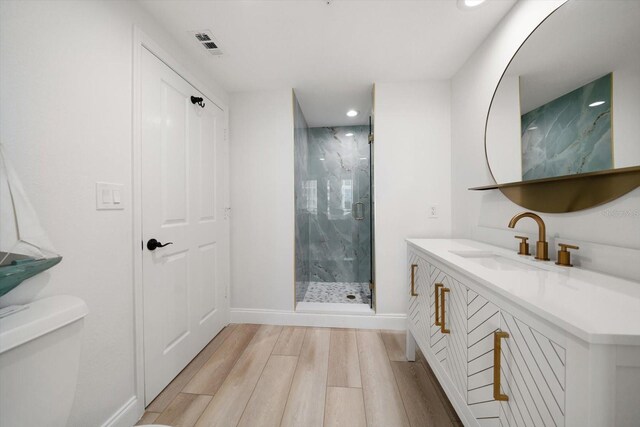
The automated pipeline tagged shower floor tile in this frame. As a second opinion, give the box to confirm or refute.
[302,282,371,304]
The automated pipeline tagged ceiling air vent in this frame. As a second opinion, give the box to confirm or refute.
[190,30,222,56]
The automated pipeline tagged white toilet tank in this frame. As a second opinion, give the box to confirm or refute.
[0,295,88,427]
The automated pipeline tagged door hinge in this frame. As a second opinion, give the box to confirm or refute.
[369,280,375,291]
[368,133,374,144]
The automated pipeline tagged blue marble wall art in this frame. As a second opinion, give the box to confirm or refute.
[521,73,613,181]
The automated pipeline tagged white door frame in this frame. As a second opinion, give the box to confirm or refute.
[131,26,229,417]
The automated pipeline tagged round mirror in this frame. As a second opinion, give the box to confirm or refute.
[485,0,640,185]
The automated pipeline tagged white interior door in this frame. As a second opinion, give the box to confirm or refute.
[140,47,229,404]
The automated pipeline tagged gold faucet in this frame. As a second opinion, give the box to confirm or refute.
[508,212,549,261]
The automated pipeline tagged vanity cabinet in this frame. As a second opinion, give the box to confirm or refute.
[404,240,626,427]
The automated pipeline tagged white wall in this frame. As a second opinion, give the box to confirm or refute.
[229,82,452,320]
[373,82,453,314]
[613,67,640,168]
[451,0,640,282]
[0,1,227,426]
[486,75,522,183]
[229,90,295,312]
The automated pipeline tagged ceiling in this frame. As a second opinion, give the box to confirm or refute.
[295,84,373,127]
[139,0,516,125]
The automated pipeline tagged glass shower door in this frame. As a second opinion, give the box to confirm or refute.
[302,125,373,305]
[350,124,372,306]
[368,116,375,309]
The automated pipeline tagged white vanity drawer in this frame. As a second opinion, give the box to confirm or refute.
[466,289,566,427]
[499,310,566,427]
[426,261,467,398]
[467,289,502,423]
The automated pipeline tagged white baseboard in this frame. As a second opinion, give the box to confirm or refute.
[101,395,142,427]
[295,302,374,315]
[230,307,407,330]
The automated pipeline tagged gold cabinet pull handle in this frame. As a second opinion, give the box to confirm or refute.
[410,264,418,296]
[493,331,510,401]
[440,287,450,334]
[434,283,443,326]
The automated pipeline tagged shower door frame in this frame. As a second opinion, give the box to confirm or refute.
[369,90,376,310]
[292,90,377,311]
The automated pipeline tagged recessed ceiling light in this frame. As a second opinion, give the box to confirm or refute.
[346,110,359,117]
[457,0,486,9]
[528,126,538,130]
[319,158,325,161]
[345,132,354,137]
[589,101,605,107]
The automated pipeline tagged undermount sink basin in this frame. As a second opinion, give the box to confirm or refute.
[449,250,541,272]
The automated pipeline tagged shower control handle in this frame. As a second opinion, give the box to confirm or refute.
[147,239,173,251]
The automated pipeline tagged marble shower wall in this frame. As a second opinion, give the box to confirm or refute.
[306,126,372,284]
[293,94,310,302]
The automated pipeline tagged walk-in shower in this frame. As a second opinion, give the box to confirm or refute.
[294,91,375,309]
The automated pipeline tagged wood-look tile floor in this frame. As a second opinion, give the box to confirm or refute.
[136,324,462,427]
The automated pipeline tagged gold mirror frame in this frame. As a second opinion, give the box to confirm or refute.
[478,0,640,213]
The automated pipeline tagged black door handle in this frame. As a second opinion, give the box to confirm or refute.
[147,239,173,251]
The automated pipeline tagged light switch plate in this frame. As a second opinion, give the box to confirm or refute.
[96,182,124,210]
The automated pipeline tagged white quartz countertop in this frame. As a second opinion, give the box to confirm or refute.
[407,239,640,346]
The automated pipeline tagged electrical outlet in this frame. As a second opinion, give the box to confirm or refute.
[428,205,438,218]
